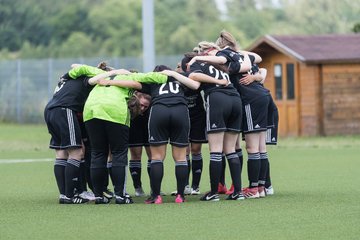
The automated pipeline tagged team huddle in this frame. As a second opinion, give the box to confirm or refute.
[44,30,278,204]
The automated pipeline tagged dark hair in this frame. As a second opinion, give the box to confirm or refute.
[127,94,141,119]
[97,61,114,71]
[181,52,198,72]
[153,65,172,72]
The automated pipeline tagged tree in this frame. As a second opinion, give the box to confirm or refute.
[352,23,360,33]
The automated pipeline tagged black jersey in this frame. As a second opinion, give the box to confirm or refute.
[140,76,188,106]
[185,88,205,116]
[216,48,244,74]
[189,61,239,98]
[45,73,93,112]
[230,60,270,104]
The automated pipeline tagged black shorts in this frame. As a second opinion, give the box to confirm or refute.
[266,99,279,145]
[243,95,271,134]
[44,107,82,149]
[129,113,149,147]
[206,91,242,133]
[85,118,129,167]
[189,109,207,143]
[148,104,190,147]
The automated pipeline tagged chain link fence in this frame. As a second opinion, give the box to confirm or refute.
[0,56,181,123]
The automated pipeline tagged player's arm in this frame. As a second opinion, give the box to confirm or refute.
[239,51,262,63]
[258,68,267,84]
[239,53,252,72]
[69,65,105,79]
[87,69,131,85]
[188,72,229,86]
[187,55,228,69]
[97,79,142,90]
[239,68,267,85]
[160,70,200,90]
[129,72,168,84]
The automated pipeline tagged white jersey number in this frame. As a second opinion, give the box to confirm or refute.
[159,82,180,95]
[208,65,231,86]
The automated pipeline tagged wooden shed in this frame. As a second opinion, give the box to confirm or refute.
[247,34,360,137]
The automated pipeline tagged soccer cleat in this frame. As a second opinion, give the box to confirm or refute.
[218,183,228,194]
[62,196,89,204]
[79,191,96,201]
[171,185,191,196]
[200,192,220,202]
[184,185,192,195]
[59,194,67,204]
[175,194,186,203]
[135,187,146,197]
[115,194,134,204]
[265,186,274,196]
[95,196,111,204]
[225,184,234,195]
[190,187,200,195]
[103,189,114,199]
[242,187,260,199]
[258,186,266,198]
[226,191,245,200]
[144,195,163,204]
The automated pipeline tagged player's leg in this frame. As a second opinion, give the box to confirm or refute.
[243,132,261,198]
[107,122,133,204]
[258,131,268,197]
[145,144,166,204]
[85,119,110,204]
[223,132,244,200]
[190,143,203,194]
[129,146,145,196]
[172,145,188,203]
[54,149,68,202]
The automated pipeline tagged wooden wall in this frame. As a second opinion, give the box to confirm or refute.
[298,64,322,136]
[262,52,300,137]
[254,46,360,136]
[322,63,360,135]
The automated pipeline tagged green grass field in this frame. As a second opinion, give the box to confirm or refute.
[0,123,359,240]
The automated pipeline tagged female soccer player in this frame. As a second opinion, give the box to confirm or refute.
[198,33,273,198]
[44,64,106,204]
[184,52,246,201]
[83,67,169,204]
[128,91,152,197]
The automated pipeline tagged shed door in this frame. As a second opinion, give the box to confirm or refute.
[273,62,299,136]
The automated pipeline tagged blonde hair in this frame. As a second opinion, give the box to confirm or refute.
[197,41,220,54]
[215,30,240,51]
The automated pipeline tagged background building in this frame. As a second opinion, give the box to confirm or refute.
[248,34,360,136]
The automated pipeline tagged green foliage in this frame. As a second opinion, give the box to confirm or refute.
[353,23,360,33]
[0,0,359,59]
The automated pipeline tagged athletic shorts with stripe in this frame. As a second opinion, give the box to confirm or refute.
[129,113,149,147]
[189,109,207,143]
[148,104,190,147]
[206,91,242,133]
[242,95,271,134]
[44,107,82,149]
[266,97,279,145]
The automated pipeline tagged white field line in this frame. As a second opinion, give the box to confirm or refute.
[0,158,53,164]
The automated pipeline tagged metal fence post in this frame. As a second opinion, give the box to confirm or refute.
[48,58,53,100]
[16,59,22,123]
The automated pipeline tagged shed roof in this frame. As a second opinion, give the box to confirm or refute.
[247,34,360,64]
